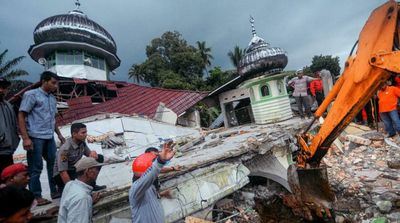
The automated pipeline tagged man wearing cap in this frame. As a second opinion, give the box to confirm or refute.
[53,123,106,193]
[58,157,104,223]
[0,163,30,189]
[129,141,176,223]
[288,69,318,119]
[0,78,20,175]
[18,71,65,205]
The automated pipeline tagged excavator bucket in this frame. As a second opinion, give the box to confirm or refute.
[287,164,336,220]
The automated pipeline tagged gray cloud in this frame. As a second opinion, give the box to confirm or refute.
[0,0,386,82]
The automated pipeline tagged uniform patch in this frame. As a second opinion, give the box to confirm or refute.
[61,151,68,162]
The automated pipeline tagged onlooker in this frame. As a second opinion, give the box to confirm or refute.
[58,157,104,223]
[18,71,65,205]
[1,163,30,189]
[129,141,176,223]
[53,123,106,193]
[377,81,400,138]
[309,71,325,106]
[288,69,317,119]
[355,101,374,127]
[0,77,20,175]
[0,186,34,223]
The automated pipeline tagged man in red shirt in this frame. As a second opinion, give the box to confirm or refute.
[309,71,325,106]
[378,81,400,137]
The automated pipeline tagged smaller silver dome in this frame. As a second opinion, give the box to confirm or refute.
[238,17,288,77]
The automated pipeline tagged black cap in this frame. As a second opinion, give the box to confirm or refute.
[0,78,11,87]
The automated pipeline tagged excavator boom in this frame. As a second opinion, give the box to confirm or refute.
[287,1,400,220]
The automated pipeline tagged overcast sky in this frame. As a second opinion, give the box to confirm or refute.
[0,0,386,83]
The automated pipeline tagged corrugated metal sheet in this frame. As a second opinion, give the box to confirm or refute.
[251,96,292,124]
[57,84,208,125]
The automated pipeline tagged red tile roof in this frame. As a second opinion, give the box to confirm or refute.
[57,84,208,125]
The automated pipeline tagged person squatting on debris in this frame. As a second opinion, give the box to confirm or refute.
[288,69,318,119]
[53,123,106,193]
[57,157,104,223]
[0,186,35,223]
[309,71,325,107]
[1,163,30,189]
[18,71,66,205]
[0,77,20,175]
[129,141,176,223]
[378,80,400,138]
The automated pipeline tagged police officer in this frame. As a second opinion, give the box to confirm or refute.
[53,123,106,193]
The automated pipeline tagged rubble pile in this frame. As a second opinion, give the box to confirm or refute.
[325,130,400,222]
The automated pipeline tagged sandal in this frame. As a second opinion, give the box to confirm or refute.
[36,197,51,206]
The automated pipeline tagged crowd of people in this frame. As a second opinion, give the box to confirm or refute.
[0,71,181,223]
[289,69,400,141]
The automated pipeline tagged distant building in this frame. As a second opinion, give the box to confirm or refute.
[212,17,292,128]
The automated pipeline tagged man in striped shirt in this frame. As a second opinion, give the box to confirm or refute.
[288,69,317,119]
[0,78,20,175]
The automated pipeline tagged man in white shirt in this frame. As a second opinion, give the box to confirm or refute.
[57,157,104,223]
[288,69,317,119]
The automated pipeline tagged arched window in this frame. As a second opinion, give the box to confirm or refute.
[260,85,270,97]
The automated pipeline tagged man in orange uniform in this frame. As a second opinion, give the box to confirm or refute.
[309,71,325,106]
[378,81,400,137]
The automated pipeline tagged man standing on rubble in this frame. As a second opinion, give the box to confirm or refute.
[129,141,176,223]
[18,71,66,205]
[0,78,20,175]
[378,81,400,138]
[53,123,106,193]
[288,69,317,119]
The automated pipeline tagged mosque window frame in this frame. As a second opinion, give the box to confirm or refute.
[260,83,271,98]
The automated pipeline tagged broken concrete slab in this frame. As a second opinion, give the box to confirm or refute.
[346,134,371,145]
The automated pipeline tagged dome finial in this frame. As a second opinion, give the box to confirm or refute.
[75,0,81,10]
[249,16,257,37]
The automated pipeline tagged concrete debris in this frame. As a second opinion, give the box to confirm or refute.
[178,136,205,153]
[325,129,400,222]
[345,134,372,145]
[87,131,116,143]
[185,216,213,223]
[387,160,400,169]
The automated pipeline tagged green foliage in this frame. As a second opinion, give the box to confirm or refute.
[196,41,213,71]
[196,102,220,127]
[302,66,313,77]
[6,80,32,99]
[309,55,341,77]
[227,46,244,69]
[0,49,28,80]
[129,31,206,90]
[201,66,235,91]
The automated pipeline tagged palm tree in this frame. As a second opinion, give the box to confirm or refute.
[0,49,28,80]
[227,46,244,70]
[128,64,145,83]
[196,41,214,74]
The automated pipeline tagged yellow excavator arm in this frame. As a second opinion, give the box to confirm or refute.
[287,1,400,221]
